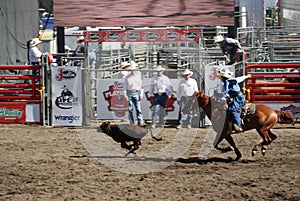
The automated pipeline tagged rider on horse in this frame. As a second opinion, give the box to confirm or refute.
[217,68,251,133]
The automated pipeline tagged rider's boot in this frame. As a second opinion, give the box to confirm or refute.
[233,123,243,133]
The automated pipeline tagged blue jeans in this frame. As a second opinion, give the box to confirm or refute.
[228,94,245,127]
[151,93,167,125]
[178,96,193,125]
[30,62,40,76]
[127,91,143,125]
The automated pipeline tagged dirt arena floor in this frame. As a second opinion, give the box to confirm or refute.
[0,122,299,201]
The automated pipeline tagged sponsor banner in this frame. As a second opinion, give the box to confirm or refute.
[51,66,83,126]
[84,29,200,43]
[0,102,40,123]
[0,102,26,123]
[97,79,180,120]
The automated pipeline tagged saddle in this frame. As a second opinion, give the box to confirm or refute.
[241,102,256,117]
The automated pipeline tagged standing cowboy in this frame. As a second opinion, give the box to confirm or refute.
[176,69,198,129]
[214,35,242,65]
[149,65,172,128]
[217,68,251,133]
[29,38,42,76]
[124,62,144,126]
[73,36,85,56]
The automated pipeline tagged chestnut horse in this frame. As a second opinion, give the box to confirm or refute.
[190,91,295,160]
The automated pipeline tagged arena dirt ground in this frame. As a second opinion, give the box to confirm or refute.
[0,122,299,201]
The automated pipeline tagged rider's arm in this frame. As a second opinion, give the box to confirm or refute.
[226,38,242,49]
[235,75,250,84]
[236,41,242,49]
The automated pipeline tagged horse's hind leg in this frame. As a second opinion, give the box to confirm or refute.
[268,130,277,141]
[259,130,277,156]
[252,139,262,156]
[255,128,272,156]
[225,135,242,161]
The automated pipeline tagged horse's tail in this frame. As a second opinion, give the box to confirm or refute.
[275,110,295,125]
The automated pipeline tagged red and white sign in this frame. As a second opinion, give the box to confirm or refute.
[0,103,26,123]
[84,29,200,43]
[97,79,180,120]
[0,102,40,123]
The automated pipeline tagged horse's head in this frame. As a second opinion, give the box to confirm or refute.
[182,91,209,114]
[194,91,210,108]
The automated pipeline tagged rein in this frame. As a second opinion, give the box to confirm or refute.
[195,94,210,111]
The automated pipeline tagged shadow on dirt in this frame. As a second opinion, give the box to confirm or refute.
[177,157,257,164]
[70,155,256,164]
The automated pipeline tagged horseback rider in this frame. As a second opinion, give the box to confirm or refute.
[217,68,251,133]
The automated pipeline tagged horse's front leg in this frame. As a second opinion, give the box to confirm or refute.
[224,135,242,161]
[213,131,233,153]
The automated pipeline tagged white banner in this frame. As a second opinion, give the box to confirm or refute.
[51,66,83,126]
[96,79,180,120]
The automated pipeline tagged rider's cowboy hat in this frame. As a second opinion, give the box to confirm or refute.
[76,36,85,43]
[120,61,131,69]
[30,38,42,47]
[214,35,224,43]
[217,68,233,79]
[183,69,193,76]
[155,65,165,72]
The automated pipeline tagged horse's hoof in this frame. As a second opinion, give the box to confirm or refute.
[218,146,234,153]
[235,155,242,161]
[252,150,257,157]
[261,150,266,156]
[235,149,242,161]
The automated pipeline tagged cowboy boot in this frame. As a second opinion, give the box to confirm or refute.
[233,124,243,133]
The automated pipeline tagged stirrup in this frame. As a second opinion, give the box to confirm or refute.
[233,124,243,133]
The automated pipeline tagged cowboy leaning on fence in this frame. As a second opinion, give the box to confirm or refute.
[214,35,242,65]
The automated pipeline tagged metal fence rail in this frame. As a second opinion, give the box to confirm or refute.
[237,26,300,63]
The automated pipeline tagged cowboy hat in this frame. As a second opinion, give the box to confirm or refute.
[183,69,193,76]
[30,38,42,47]
[120,61,131,69]
[129,61,138,70]
[217,68,233,79]
[76,36,84,43]
[155,65,165,72]
[214,35,224,43]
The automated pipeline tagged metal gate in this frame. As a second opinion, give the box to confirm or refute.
[82,28,203,125]
[245,63,300,103]
[0,65,42,123]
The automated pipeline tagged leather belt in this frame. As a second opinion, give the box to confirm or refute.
[154,92,166,96]
[127,90,138,93]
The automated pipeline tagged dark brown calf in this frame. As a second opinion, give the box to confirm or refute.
[99,122,162,154]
